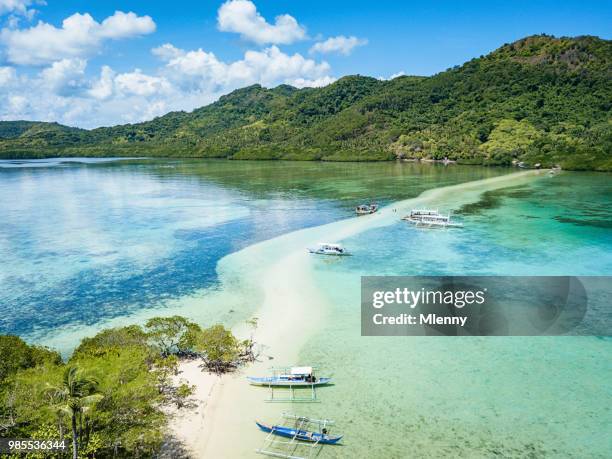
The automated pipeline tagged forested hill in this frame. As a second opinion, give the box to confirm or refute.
[1,34,610,170]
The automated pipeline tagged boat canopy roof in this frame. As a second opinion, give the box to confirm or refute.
[317,242,342,248]
[291,366,313,375]
[411,208,438,214]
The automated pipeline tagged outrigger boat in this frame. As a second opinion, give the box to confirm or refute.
[247,367,331,387]
[248,367,331,402]
[256,420,342,445]
[402,209,463,228]
[308,243,350,256]
[408,208,440,218]
[355,203,378,215]
[256,413,341,459]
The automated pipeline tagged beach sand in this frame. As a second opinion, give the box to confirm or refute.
[165,170,539,458]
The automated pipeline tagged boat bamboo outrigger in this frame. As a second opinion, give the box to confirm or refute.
[247,367,331,402]
[355,203,378,215]
[402,208,463,228]
[307,243,350,256]
[255,413,341,459]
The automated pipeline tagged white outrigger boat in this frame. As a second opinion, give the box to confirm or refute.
[308,243,350,256]
[247,367,331,387]
[248,367,332,402]
[355,203,378,215]
[402,209,463,228]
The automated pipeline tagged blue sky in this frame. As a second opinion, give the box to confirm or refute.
[0,0,610,127]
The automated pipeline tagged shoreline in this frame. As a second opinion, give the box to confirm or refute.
[166,170,539,458]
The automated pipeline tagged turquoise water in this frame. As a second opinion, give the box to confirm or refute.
[299,171,612,458]
[0,158,505,347]
[2,159,610,457]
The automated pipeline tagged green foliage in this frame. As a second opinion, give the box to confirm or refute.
[0,317,251,457]
[480,119,542,165]
[0,35,609,170]
[0,335,61,383]
[174,383,194,409]
[144,315,202,356]
[45,366,102,459]
[72,325,149,358]
[195,325,241,373]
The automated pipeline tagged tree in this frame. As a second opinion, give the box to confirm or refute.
[174,383,194,409]
[241,318,259,363]
[153,355,179,395]
[73,325,148,357]
[196,325,241,374]
[0,335,61,383]
[177,322,204,356]
[145,316,200,356]
[46,366,102,459]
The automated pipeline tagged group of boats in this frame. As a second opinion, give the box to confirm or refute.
[306,205,463,257]
[248,366,341,457]
[251,205,464,457]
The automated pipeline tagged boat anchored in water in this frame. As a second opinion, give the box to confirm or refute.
[256,413,342,459]
[256,417,342,445]
[247,366,331,387]
[402,208,463,228]
[308,242,351,256]
[355,203,378,215]
[248,366,331,402]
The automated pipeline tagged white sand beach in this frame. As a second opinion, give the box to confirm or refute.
[165,170,539,458]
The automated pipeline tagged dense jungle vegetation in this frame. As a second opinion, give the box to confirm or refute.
[1,35,610,170]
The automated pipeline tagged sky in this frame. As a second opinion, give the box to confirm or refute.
[0,0,610,128]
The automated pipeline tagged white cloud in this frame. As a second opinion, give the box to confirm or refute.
[0,65,17,85]
[0,0,336,130]
[39,57,86,94]
[0,0,39,17]
[310,35,367,56]
[88,65,114,100]
[378,71,406,80]
[160,45,330,93]
[0,10,155,65]
[217,0,306,45]
[0,42,334,128]
[290,76,336,88]
[151,43,184,61]
[114,69,172,97]
[7,93,27,112]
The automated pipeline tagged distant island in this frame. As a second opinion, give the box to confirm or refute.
[1,35,610,171]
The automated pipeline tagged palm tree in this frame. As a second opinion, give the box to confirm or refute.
[46,366,102,459]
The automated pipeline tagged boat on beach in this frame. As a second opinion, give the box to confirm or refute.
[308,242,351,256]
[247,366,331,387]
[355,203,378,215]
[402,209,463,228]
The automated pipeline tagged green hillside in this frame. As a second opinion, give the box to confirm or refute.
[1,35,610,170]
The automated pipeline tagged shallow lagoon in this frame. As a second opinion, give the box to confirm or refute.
[0,158,505,347]
[300,171,612,458]
[1,159,610,457]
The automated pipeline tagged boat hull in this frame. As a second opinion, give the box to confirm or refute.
[307,249,351,256]
[405,218,463,228]
[256,421,342,445]
[247,377,332,387]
